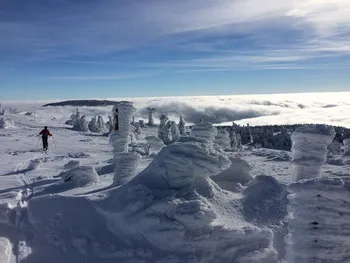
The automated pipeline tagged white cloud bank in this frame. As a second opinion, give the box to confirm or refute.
[3,92,350,128]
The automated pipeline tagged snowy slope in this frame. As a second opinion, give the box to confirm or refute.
[0,99,349,262]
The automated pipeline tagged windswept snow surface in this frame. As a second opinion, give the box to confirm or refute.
[0,98,349,262]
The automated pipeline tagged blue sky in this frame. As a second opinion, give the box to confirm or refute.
[1,0,350,100]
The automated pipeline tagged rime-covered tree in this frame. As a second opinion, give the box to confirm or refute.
[158,114,170,144]
[97,116,107,133]
[170,121,180,143]
[73,116,89,132]
[88,116,98,132]
[178,116,186,135]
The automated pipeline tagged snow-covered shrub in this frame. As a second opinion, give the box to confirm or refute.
[72,116,89,132]
[178,116,185,135]
[60,166,99,187]
[0,118,14,129]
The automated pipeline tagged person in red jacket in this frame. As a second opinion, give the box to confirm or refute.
[39,126,52,151]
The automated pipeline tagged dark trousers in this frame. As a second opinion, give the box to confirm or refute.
[42,136,48,150]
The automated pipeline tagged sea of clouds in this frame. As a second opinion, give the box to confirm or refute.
[2,92,350,128]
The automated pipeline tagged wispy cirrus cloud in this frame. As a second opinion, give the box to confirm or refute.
[1,0,350,71]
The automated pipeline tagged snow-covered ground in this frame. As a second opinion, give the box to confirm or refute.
[0,95,349,262]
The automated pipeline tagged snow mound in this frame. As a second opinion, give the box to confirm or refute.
[63,160,81,170]
[22,135,279,262]
[287,177,350,263]
[27,159,41,170]
[243,175,287,226]
[0,118,15,129]
[96,136,277,262]
[60,166,99,187]
[212,157,253,191]
[67,152,91,159]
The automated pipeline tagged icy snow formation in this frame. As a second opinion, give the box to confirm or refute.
[191,121,218,142]
[286,178,350,263]
[60,166,100,187]
[89,116,107,133]
[109,102,140,185]
[0,118,14,129]
[291,125,335,181]
[98,136,278,263]
[0,103,4,115]
[214,129,231,150]
[286,124,346,263]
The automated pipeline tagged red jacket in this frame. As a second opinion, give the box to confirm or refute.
[40,129,52,137]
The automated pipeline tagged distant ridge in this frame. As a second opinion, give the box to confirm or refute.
[43,100,119,107]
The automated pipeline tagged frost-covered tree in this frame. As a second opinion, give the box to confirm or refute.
[97,116,107,133]
[88,116,98,132]
[66,108,81,126]
[214,129,231,150]
[170,121,180,143]
[158,114,170,144]
[73,116,89,132]
[178,116,185,135]
[229,130,237,150]
[107,116,114,133]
